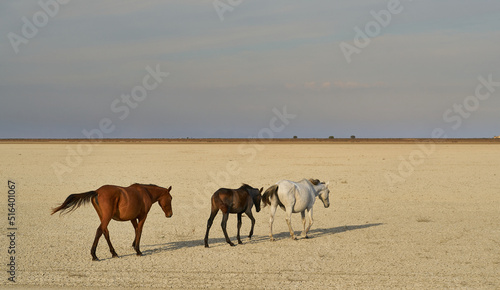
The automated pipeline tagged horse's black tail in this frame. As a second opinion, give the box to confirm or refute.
[262,185,279,208]
[51,191,98,215]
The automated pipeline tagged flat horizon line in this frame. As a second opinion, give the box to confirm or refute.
[1,137,499,144]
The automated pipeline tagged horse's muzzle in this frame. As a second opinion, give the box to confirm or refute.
[166,213,173,218]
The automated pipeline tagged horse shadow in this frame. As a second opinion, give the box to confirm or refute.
[129,222,384,257]
[260,222,384,241]
[140,234,268,256]
[307,223,384,238]
[97,235,256,261]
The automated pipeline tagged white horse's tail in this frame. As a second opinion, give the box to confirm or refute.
[262,185,278,207]
[262,185,285,210]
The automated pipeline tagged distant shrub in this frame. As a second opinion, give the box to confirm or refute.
[351,135,356,139]
[328,136,334,139]
[293,136,298,139]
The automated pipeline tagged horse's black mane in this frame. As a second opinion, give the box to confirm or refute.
[239,183,254,191]
[133,183,161,188]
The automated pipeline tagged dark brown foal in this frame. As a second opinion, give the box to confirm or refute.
[204,184,263,248]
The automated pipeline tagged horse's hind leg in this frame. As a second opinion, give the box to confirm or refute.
[269,204,277,241]
[91,226,102,261]
[91,196,115,261]
[96,205,118,259]
[221,212,235,246]
[91,220,118,260]
[204,208,219,248]
[101,220,118,258]
[236,213,243,244]
[285,208,297,240]
[300,211,307,239]
[303,208,314,238]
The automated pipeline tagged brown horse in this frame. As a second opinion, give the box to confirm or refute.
[204,184,263,248]
[51,183,172,261]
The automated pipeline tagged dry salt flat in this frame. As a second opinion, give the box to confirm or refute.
[1,141,499,289]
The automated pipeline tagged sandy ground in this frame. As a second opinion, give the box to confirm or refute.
[1,141,499,289]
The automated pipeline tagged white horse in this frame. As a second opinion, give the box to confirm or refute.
[262,179,330,241]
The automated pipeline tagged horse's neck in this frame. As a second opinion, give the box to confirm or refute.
[144,187,161,202]
[311,184,324,196]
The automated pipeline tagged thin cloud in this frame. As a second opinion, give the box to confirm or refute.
[333,81,386,89]
[285,81,384,90]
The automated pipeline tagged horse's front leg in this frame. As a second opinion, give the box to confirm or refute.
[133,217,147,256]
[246,210,256,240]
[237,213,243,244]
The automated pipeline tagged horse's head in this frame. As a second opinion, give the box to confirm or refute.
[252,187,263,212]
[158,186,173,218]
[241,184,263,212]
[318,181,330,208]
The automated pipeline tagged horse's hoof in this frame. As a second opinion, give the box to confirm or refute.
[229,243,236,247]
[92,257,99,261]
[136,252,143,256]
[270,238,275,242]
[238,241,243,244]
[204,245,209,248]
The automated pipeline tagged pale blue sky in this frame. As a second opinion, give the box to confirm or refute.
[1,0,499,138]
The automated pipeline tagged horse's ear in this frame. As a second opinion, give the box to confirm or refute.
[325,181,330,187]
[259,187,263,193]
[168,186,172,191]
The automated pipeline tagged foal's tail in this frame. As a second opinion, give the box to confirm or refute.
[262,185,279,208]
[51,191,98,215]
